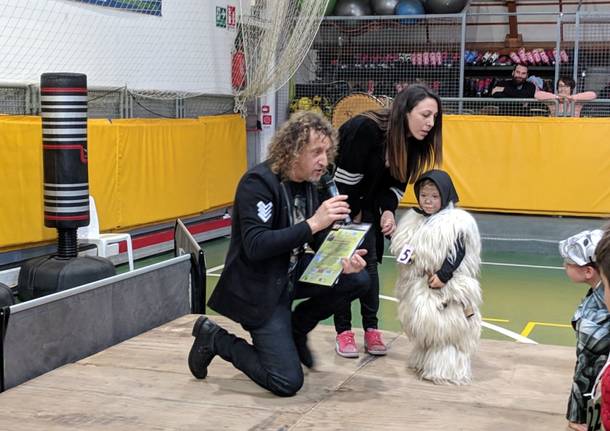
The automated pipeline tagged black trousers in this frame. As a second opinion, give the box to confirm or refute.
[211,255,369,397]
[333,226,380,333]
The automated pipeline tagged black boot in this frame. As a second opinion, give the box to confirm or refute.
[293,332,314,369]
[188,316,221,379]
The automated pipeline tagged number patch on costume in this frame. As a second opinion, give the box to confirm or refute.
[397,244,414,264]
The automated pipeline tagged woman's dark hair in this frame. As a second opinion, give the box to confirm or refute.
[361,84,443,183]
[558,77,576,93]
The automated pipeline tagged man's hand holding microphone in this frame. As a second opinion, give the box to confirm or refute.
[305,173,366,274]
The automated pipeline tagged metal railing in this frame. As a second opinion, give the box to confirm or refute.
[0,84,235,119]
[290,10,610,118]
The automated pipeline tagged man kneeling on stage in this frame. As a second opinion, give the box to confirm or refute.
[187,111,370,397]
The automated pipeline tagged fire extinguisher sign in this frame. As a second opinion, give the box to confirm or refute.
[227,5,236,29]
[261,105,272,128]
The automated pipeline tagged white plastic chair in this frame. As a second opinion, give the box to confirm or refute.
[77,196,134,271]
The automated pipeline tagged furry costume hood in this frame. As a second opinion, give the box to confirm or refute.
[414,170,459,216]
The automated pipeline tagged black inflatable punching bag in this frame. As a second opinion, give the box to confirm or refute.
[17,73,115,301]
[0,282,14,307]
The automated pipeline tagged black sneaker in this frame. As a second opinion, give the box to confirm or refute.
[188,316,220,379]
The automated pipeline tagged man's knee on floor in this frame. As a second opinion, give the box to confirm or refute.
[267,369,304,397]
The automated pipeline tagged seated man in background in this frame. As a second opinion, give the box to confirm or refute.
[187,111,369,397]
[535,76,597,117]
[491,64,537,99]
[491,64,537,116]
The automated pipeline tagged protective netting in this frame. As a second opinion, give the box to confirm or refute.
[0,0,234,100]
[233,0,330,115]
[573,13,610,117]
[292,15,463,126]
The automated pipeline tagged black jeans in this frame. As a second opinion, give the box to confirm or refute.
[333,226,380,333]
[211,256,369,397]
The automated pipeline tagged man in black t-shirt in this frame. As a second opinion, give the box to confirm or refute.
[491,64,536,98]
[491,64,537,115]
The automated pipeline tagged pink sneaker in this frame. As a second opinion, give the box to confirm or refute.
[335,330,359,358]
[364,329,387,356]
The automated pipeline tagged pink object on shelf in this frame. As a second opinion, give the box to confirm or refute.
[509,51,521,64]
[532,49,541,64]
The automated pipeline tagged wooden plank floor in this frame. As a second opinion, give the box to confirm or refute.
[1,315,574,430]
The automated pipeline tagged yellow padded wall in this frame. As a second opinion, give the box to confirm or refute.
[88,119,121,231]
[401,115,610,217]
[114,118,209,229]
[0,116,55,247]
[200,115,247,209]
[0,115,247,250]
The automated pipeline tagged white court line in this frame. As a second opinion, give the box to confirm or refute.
[206,264,224,274]
[382,255,563,270]
[380,294,399,303]
[481,236,558,244]
[207,265,540,344]
[481,261,563,270]
[481,321,538,344]
[379,294,537,344]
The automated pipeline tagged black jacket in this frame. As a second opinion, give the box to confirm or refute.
[333,116,408,262]
[208,161,323,328]
[492,79,536,98]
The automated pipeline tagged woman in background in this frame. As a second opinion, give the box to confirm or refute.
[535,77,597,117]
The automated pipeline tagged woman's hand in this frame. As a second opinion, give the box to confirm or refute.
[341,249,368,274]
[380,210,396,236]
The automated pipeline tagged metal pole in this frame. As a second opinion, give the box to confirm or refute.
[459,12,466,114]
[573,11,581,89]
[554,14,562,96]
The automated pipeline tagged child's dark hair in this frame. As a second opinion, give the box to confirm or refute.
[417,179,436,189]
[596,225,610,279]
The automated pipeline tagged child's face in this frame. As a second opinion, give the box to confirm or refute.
[564,262,588,283]
[564,262,599,286]
[418,183,441,215]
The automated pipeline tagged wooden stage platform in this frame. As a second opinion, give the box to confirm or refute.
[1,315,575,430]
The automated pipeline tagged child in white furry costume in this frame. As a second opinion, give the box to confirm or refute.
[390,170,482,385]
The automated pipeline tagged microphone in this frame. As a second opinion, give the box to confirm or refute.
[320,173,351,224]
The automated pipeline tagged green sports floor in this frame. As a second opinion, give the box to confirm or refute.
[130,211,606,348]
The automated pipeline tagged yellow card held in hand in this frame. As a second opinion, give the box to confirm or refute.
[299,223,371,287]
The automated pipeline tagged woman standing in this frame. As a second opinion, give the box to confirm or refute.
[332,84,443,358]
